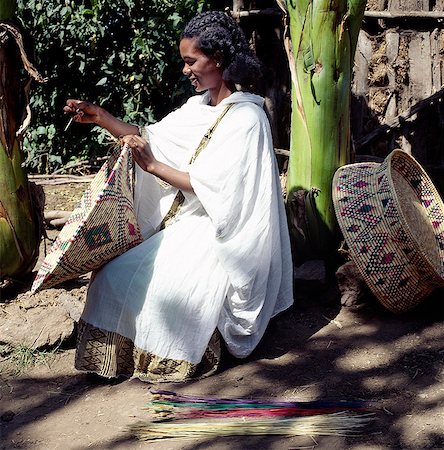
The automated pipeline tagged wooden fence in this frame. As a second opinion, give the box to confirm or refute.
[353,2,444,183]
[223,0,444,191]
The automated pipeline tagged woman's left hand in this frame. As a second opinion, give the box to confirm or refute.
[121,134,194,192]
[121,134,156,172]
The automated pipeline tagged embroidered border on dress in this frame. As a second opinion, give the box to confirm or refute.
[75,319,221,383]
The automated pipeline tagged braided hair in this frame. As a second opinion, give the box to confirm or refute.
[181,10,262,87]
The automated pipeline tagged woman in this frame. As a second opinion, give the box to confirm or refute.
[65,11,293,382]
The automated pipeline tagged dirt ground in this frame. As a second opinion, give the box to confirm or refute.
[1,183,443,450]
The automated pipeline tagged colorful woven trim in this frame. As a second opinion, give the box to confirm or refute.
[332,150,444,313]
[75,319,221,383]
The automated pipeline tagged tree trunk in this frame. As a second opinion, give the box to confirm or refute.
[0,0,16,21]
[282,0,366,263]
[0,1,43,281]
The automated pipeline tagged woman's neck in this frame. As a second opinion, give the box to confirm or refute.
[208,82,236,106]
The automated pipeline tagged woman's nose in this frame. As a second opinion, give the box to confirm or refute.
[183,64,191,76]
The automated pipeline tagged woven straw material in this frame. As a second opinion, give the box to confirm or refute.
[332,150,444,313]
[31,144,142,293]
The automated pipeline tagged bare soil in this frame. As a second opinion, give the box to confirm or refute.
[1,183,443,450]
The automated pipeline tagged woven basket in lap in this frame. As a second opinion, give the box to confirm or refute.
[332,150,444,313]
[31,144,143,293]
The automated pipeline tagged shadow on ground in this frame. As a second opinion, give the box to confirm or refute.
[1,279,443,449]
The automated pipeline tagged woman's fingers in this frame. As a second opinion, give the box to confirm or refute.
[63,100,85,131]
[121,135,155,171]
[63,99,102,130]
[121,135,146,148]
[64,99,84,114]
[64,99,96,122]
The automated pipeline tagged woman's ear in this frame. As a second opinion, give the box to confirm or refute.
[213,50,224,68]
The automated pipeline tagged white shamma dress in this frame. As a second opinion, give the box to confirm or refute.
[75,91,293,382]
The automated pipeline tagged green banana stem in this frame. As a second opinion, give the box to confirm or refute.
[284,0,366,261]
[0,3,44,280]
[0,0,16,21]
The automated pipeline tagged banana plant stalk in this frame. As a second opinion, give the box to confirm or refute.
[0,0,45,281]
[278,0,366,262]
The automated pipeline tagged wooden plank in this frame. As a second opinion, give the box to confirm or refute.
[387,0,430,11]
[431,29,442,92]
[232,0,246,12]
[231,8,282,18]
[354,88,444,148]
[365,10,444,18]
[233,8,444,20]
[386,30,399,91]
[352,5,444,169]
[385,92,398,122]
[353,31,373,96]
[352,31,373,145]
[409,32,433,101]
[408,32,433,159]
[401,132,412,155]
[432,0,444,9]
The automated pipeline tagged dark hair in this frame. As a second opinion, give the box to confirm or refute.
[181,10,262,87]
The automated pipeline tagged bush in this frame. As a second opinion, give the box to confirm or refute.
[16,0,209,173]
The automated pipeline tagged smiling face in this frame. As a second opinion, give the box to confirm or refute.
[179,37,223,93]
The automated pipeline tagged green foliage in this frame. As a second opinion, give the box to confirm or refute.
[9,344,61,374]
[16,0,209,173]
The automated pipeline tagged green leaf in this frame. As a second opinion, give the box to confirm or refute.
[16,0,208,173]
[96,77,107,86]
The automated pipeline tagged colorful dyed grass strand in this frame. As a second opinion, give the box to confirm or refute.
[151,390,367,409]
[152,406,364,420]
[129,391,373,441]
[148,390,368,419]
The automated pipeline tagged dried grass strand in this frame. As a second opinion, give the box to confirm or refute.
[129,412,373,441]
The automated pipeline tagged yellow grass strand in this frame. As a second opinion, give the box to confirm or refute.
[129,412,373,441]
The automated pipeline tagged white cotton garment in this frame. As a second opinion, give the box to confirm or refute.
[81,91,293,363]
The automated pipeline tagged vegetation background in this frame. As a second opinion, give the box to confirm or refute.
[16,0,219,173]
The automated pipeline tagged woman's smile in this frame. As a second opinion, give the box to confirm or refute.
[179,37,222,93]
[189,75,199,88]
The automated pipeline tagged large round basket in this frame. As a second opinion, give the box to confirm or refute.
[332,150,444,313]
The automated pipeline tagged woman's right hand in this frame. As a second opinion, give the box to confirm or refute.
[63,99,103,125]
[64,98,139,138]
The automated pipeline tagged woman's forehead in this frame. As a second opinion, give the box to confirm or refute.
[179,37,202,58]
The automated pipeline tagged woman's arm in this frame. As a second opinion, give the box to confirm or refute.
[121,134,194,193]
[64,99,139,138]
[64,100,193,192]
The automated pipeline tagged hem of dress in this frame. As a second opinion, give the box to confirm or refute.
[75,319,221,383]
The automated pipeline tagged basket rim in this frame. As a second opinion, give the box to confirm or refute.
[386,150,444,277]
[332,150,444,313]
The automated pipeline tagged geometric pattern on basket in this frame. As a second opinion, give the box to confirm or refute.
[31,144,143,293]
[332,150,444,314]
[84,223,112,250]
